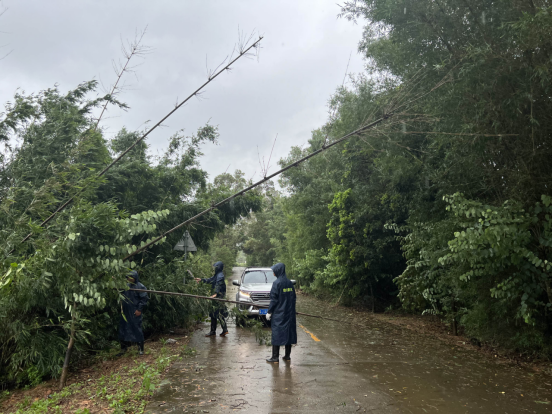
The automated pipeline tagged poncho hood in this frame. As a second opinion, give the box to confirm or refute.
[127,270,140,285]
[271,263,286,278]
[213,261,224,275]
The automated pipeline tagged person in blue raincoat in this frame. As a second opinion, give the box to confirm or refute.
[266,263,297,363]
[117,270,149,356]
[195,261,229,337]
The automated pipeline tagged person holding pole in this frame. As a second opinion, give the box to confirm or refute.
[266,262,297,363]
[195,261,229,337]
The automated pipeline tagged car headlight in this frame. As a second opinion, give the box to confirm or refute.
[239,290,251,298]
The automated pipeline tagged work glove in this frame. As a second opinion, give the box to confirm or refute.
[266,313,272,321]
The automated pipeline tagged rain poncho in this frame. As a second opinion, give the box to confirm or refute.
[268,263,297,346]
[118,271,149,343]
[202,261,229,328]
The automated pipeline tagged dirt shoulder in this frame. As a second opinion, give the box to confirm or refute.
[372,312,552,372]
[0,330,196,414]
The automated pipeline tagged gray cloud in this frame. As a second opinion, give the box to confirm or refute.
[0,0,365,184]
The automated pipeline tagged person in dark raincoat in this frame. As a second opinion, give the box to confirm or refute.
[266,262,297,363]
[117,270,149,356]
[195,261,229,337]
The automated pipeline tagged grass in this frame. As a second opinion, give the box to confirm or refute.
[0,334,196,414]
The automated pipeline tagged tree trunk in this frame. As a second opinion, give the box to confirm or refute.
[334,281,347,307]
[59,302,76,389]
[369,281,375,313]
[544,281,551,309]
[451,299,458,336]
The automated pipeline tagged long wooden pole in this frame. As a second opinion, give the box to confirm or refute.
[123,113,392,261]
[128,288,367,327]
[12,36,263,252]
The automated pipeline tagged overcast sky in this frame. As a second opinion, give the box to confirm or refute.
[0,1,365,185]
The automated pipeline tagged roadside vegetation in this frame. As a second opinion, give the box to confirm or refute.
[0,0,550,399]
[0,80,262,389]
[239,0,552,359]
[0,334,195,414]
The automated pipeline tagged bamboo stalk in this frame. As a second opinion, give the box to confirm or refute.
[13,36,263,250]
[59,302,77,389]
[127,288,368,327]
[123,113,392,261]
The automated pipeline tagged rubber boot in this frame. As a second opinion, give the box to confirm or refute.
[138,342,144,356]
[266,345,280,363]
[205,316,217,337]
[282,344,291,361]
[220,317,229,336]
[116,341,128,357]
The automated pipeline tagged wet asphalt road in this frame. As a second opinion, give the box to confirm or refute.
[145,267,552,414]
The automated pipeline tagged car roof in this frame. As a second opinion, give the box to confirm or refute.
[244,267,272,272]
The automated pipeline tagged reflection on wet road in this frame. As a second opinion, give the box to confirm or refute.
[145,268,552,413]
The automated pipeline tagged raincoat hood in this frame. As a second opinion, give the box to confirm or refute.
[271,263,286,278]
[127,270,140,284]
[213,261,224,275]
[201,261,226,299]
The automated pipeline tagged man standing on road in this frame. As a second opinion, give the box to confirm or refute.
[117,270,149,356]
[195,261,229,337]
[266,262,297,363]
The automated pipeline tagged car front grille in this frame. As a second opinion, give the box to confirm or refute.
[250,292,270,303]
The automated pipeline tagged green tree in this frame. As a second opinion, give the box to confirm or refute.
[270,0,551,355]
[0,82,262,386]
[242,183,286,267]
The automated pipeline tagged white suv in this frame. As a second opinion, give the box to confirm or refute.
[232,267,296,317]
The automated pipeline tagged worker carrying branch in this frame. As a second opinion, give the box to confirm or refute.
[195,261,229,337]
[266,262,297,363]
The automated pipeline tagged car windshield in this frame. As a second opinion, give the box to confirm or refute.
[243,271,274,284]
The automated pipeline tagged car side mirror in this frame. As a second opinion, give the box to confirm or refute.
[232,280,240,286]
[290,280,296,285]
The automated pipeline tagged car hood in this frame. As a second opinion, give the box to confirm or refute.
[240,283,272,292]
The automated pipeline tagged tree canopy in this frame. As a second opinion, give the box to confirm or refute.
[0,82,262,386]
[242,0,551,356]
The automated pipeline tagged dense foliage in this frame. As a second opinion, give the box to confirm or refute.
[0,82,262,386]
[243,0,551,356]
[0,0,550,387]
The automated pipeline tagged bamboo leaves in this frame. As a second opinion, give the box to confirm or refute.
[0,68,263,386]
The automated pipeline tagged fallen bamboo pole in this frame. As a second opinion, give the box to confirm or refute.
[127,288,367,327]
[11,36,263,253]
[123,113,392,261]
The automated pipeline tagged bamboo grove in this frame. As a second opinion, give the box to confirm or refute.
[0,37,265,387]
[240,0,551,357]
[0,0,551,390]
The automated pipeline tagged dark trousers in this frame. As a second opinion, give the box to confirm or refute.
[209,308,228,333]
